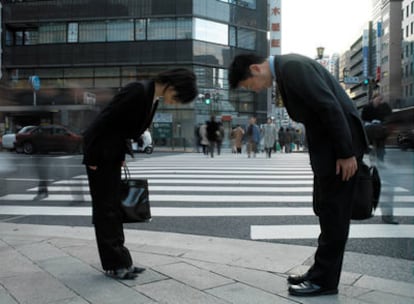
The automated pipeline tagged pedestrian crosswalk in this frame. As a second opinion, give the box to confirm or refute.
[0,152,413,241]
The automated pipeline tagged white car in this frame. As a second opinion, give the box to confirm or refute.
[1,126,36,150]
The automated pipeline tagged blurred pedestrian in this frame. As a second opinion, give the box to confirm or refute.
[278,127,286,153]
[231,124,245,154]
[206,115,220,157]
[362,93,397,224]
[82,68,197,280]
[199,122,209,156]
[194,123,202,153]
[262,117,277,158]
[361,93,391,162]
[229,53,368,297]
[245,116,260,158]
[284,127,293,153]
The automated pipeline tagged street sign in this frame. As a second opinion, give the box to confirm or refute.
[343,76,360,84]
[29,75,40,91]
[153,122,172,138]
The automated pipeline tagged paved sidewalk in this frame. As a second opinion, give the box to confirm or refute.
[0,222,413,304]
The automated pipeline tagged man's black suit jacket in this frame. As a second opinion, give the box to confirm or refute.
[274,54,368,176]
[82,80,156,166]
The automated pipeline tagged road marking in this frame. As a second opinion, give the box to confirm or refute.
[0,193,413,204]
[250,224,414,239]
[53,179,315,185]
[26,185,409,194]
[75,174,313,179]
[0,205,412,217]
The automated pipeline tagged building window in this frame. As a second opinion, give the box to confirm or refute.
[15,31,24,45]
[39,23,66,44]
[67,23,78,43]
[135,19,146,40]
[176,18,192,39]
[79,22,106,42]
[194,18,228,45]
[217,0,256,9]
[148,18,176,40]
[238,28,256,50]
[229,26,237,46]
[107,20,134,41]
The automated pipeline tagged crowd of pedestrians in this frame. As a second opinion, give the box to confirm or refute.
[195,116,306,157]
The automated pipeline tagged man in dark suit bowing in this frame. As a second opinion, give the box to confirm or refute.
[228,53,368,297]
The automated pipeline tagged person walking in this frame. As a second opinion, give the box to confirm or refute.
[245,116,260,158]
[206,115,220,158]
[361,93,391,162]
[361,94,396,224]
[231,124,245,154]
[82,68,197,280]
[198,122,209,156]
[262,117,277,158]
[228,53,368,297]
[278,127,286,153]
[284,127,293,153]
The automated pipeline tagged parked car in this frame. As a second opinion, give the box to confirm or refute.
[397,129,414,150]
[1,126,37,150]
[14,125,83,154]
[132,130,153,154]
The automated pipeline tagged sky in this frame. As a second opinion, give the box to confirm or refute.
[281,0,373,58]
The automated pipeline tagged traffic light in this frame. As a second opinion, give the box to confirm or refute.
[204,92,211,105]
[363,78,370,86]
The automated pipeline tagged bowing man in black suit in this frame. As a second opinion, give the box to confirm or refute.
[229,54,368,297]
[82,69,197,280]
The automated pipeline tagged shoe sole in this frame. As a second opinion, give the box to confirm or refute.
[288,288,338,297]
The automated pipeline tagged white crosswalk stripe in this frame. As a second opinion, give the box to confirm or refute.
[0,152,413,240]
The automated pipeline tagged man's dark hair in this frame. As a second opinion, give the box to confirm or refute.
[228,53,266,89]
[155,68,198,104]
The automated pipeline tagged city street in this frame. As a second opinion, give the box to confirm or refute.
[0,149,413,262]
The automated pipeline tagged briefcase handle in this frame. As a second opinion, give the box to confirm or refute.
[122,164,131,180]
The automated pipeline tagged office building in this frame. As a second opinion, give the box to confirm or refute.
[0,0,269,147]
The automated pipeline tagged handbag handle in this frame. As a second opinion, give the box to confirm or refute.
[122,164,131,181]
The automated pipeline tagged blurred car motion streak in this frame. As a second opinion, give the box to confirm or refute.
[1,126,36,150]
[14,125,83,154]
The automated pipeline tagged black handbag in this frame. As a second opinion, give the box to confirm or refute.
[120,165,151,223]
[351,161,381,220]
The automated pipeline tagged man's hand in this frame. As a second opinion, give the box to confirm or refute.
[88,166,97,170]
[336,157,358,181]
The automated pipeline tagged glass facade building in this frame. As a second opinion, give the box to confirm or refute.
[1,0,269,148]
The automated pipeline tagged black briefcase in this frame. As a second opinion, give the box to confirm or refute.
[351,161,381,220]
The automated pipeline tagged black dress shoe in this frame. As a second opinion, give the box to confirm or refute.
[287,273,307,285]
[128,266,146,274]
[288,280,338,297]
[105,268,137,280]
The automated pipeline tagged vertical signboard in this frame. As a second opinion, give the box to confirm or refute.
[376,21,382,81]
[269,0,282,56]
[362,29,370,78]
[269,0,282,115]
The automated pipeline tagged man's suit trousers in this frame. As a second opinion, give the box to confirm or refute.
[309,173,357,288]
